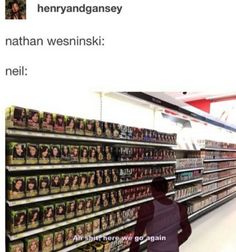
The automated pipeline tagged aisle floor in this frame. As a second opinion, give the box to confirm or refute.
[180,198,236,252]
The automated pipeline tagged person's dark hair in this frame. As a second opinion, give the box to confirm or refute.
[151,176,168,193]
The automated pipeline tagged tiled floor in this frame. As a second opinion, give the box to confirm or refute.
[181,197,236,252]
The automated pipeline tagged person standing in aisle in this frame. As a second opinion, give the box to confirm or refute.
[130,177,191,252]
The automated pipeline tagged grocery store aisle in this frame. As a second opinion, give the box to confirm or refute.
[181,197,236,252]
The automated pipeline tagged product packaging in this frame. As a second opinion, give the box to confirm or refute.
[65,226,75,246]
[75,118,85,135]
[70,145,79,163]
[61,174,71,192]
[40,232,54,252]
[53,114,65,133]
[54,230,64,250]
[70,174,79,191]
[25,236,39,252]
[27,206,40,229]
[95,169,104,186]
[96,145,104,162]
[42,204,54,225]
[39,144,50,164]
[40,112,54,132]
[66,200,76,219]
[26,143,38,164]
[95,120,104,137]
[93,194,101,212]
[84,197,93,214]
[89,146,97,163]
[39,175,50,195]
[27,109,40,130]
[7,142,26,165]
[93,218,100,234]
[6,106,27,129]
[65,116,76,134]
[9,209,27,234]
[50,145,61,164]
[80,145,89,163]
[61,145,71,163]
[76,198,85,216]
[25,176,38,197]
[85,119,95,136]
[104,122,113,138]
[55,202,66,222]
[8,176,25,200]
[8,241,24,252]
[79,172,87,189]
[50,174,61,194]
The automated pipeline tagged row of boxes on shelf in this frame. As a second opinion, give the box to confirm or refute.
[203,169,236,182]
[176,170,202,183]
[188,151,236,160]
[176,158,203,170]
[174,183,202,201]
[8,206,139,252]
[199,140,236,150]
[7,166,175,200]
[8,186,149,234]
[204,161,236,171]
[6,106,177,144]
[202,177,236,193]
[187,186,236,215]
[7,142,176,165]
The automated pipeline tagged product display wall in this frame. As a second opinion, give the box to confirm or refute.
[6,106,177,252]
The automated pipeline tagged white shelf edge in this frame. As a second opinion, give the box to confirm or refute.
[204,158,236,162]
[201,182,236,197]
[6,161,176,172]
[203,166,236,174]
[202,174,236,186]
[175,178,203,186]
[175,167,204,173]
[188,191,236,219]
[176,192,203,203]
[6,129,176,148]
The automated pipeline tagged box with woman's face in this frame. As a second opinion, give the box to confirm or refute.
[50,145,61,164]
[39,144,50,164]
[40,232,54,252]
[84,197,93,214]
[111,168,119,183]
[26,143,38,164]
[27,109,40,130]
[10,209,27,234]
[84,220,93,237]
[109,212,116,228]
[93,194,101,212]
[103,122,112,138]
[70,173,79,191]
[112,123,120,138]
[85,119,95,137]
[87,171,95,188]
[100,215,109,231]
[79,172,87,189]
[50,174,61,194]
[61,145,71,163]
[42,204,54,225]
[61,174,71,192]
[96,145,104,162]
[39,175,50,195]
[27,207,40,229]
[40,112,54,132]
[8,176,25,200]
[70,145,79,163]
[110,190,118,206]
[53,114,65,133]
[76,198,85,216]
[104,145,113,162]
[80,146,88,163]
[7,142,26,165]
[75,223,85,241]
[95,120,104,137]
[95,169,104,186]
[65,226,75,246]
[66,200,76,219]
[25,176,38,197]
[53,230,64,250]
[6,106,27,129]
[65,116,76,134]
[9,241,24,252]
[89,146,97,163]
[55,202,66,222]
[117,189,124,204]
[25,236,39,252]
[101,192,110,208]
[103,169,111,185]
[75,118,85,135]
[93,218,100,234]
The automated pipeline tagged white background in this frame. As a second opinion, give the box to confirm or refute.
[1,0,236,250]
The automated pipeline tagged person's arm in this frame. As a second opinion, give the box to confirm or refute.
[130,201,154,252]
[178,203,192,246]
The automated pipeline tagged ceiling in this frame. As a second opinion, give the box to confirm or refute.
[165,92,236,102]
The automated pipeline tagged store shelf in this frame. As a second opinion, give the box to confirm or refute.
[175,178,203,186]
[176,192,203,203]
[58,220,137,252]
[6,129,176,148]
[202,174,236,186]
[175,167,204,173]
[202,147,236,152]
[189,191,236,220]
[121,238,147,252]
[7,197,153,241]
[6,161,176,172]
[201,182,236,197]
[203,166,236,174]
[7,179,176,207]
[204,158,236,162]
